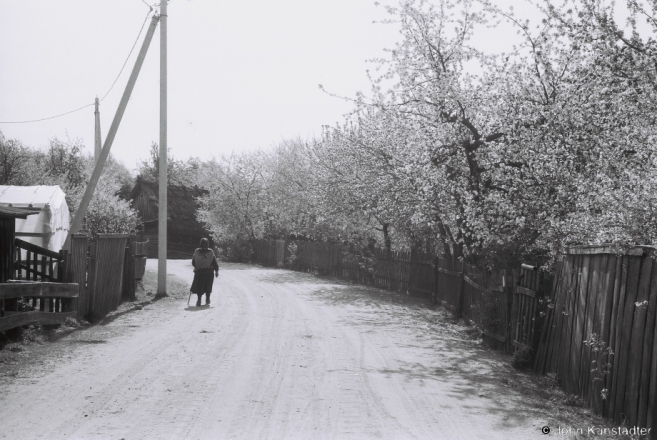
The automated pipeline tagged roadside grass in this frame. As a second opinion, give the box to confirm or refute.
[139,265,190,300]
[0,319,83,380]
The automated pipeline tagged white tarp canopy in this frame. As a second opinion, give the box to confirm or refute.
[0,185,70,252]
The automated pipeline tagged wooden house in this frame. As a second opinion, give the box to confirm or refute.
[130,178,212,259]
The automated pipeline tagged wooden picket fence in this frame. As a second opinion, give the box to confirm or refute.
[86,235,130,321]
[64,234,145,322]
[0,281,79,332]
[1,234,149,332]
[254,239,657,435]
[252,239,548,355]
[14,238,65,282]
[534,245,657,436]
[0,239,78,332]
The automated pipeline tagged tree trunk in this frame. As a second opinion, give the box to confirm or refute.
[434,215,453,260]
[382,223,391,251]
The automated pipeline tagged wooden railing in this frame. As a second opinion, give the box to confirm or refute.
[14,238,64,282]
[0,281,78,332]
[1,235,148,330]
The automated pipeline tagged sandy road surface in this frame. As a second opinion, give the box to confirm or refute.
[0,260,556,439]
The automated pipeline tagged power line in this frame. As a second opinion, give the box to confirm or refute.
[0,103,95,124]
[0,2,154,125]
[100,5,153,102]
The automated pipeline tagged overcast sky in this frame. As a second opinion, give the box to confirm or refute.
[0,0,401,171]
[3,1,642,173]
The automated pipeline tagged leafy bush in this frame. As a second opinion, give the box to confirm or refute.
[286,241,300,269]
[512,345,533,370]
[78,187,140,237]
[217,238,253,262]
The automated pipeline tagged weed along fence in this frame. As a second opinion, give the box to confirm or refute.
[534,245,657,434]
[252,239,549,355]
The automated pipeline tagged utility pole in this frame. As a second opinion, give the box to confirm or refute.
[94,97,101,163]
[63,15,160,250]
[157,0,168,296]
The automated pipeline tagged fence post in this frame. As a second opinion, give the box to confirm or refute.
[457,268,465,318]
[506,270,517,354]
[58,249,67,282]
[432,256,439,305]
[59,249,71,312]
[123,235,136,301]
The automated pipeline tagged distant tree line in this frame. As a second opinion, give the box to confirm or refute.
[196,0,657,269]
[0,131,139,237]
[4,0,656,271]
[0,131,207,239]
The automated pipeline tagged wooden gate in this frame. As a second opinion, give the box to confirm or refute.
[14,238,64,282]
[510,264,543,351]
[87,234,128,321]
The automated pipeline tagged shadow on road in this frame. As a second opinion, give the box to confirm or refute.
[184,305,211,312]
[252,266,566,433]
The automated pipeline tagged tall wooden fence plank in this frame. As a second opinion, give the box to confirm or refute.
[613,255,642,424]
[638,259,657,428]
[610,255,630,422]
[580,255,600,401]
[67,235,88,320]
[88,235,128,321]
[624,256,653,426]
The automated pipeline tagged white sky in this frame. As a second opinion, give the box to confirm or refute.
[2,0,644,173]
[0,0,400,171]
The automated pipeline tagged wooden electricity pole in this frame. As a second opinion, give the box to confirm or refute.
[94,97,101,163]
[157,0,168,296]
[63,15,160,251]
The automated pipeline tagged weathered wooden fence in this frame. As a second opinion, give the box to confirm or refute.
[1,233,148,332]
[15,238,65,282]
[254,239,657,434]
[534,245,657,435]
[133,239,148,280]
[253,239,545,354]
[0,281,79,332]
[511,264,545,352]
[64,234,89,321]
[85,234,130,321]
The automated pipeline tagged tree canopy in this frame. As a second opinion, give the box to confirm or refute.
[197,0,657,269]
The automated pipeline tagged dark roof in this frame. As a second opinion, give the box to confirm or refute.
[130,178,209,236]
[0,205,40,219]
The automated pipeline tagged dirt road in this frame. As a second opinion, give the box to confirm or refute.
[0,260,561,439]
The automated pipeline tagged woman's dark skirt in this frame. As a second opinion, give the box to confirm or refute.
[191,269,214,294]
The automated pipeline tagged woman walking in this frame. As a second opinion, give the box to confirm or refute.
[190,238,219,306]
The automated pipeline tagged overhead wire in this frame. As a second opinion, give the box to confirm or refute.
[0,103,97,124]
[0,2,155,124]
[100,3,153,103]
